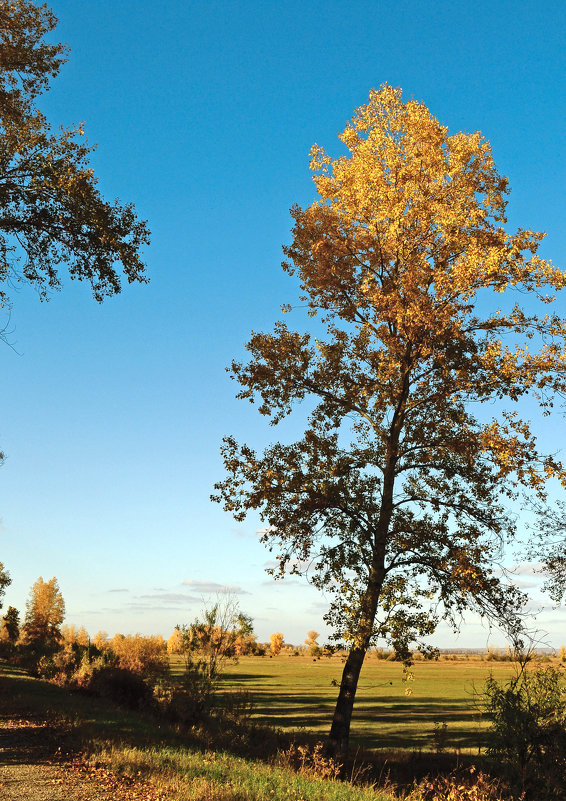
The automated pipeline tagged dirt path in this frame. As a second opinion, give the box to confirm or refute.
[0,714,165,801]
[0,716,102,800]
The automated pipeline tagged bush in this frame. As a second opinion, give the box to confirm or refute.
[152,670,213,726]
[108,634,168,678]
[408,767,506,800]
[36,654,58,679]
[86,665,151,709]
[220,688,255,726]
[483,664,566,798]
[280,742,341,780]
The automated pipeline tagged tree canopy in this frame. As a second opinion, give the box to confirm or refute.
[0,605,19,644]
[214,85,566,754]
[21,575,64,651]
[0,1,150,309]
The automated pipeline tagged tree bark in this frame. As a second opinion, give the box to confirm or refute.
[327,568,384,757]
[327,644,367,756]
[327,362,410,757]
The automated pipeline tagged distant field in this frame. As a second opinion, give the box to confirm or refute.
[171,654,519,753]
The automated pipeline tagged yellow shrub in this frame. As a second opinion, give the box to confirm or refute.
[408,767,506,801]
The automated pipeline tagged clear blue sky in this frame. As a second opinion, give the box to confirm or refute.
[1,0,565,647]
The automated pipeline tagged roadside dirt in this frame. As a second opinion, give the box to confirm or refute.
[0,714,166,800]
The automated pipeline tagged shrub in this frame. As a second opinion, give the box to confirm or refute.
[109,633,168,678]
[220,688,255,726]
[152,678,203,726]
[408,767,506,800]
[280,742,341,780]
[483,664,566,798]
[88,665,151,709]
[152,668,217,726]
[36,654,58,679]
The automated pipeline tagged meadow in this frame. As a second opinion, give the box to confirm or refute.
[172,653,517,754]
[0,653,549,800]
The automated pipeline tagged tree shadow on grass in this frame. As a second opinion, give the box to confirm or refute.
[244,689,485,751]
[217,672,271,684]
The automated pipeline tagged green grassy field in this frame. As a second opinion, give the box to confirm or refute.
[172,654,518,753]
[0,656,533,800]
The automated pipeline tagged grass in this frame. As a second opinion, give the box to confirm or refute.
[91,744,394,801]
[172,654,518,753]
[0,656,529,800]
[0,662,396,801]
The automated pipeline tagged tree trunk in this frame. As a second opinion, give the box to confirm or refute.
[327,361,410,757]
[327,644,367,756]
[326,568,384,757]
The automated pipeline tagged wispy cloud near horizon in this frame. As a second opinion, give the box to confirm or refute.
[182,579,249,595]
[137,592,200,604]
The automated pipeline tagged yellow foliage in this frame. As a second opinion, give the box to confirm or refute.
[109,633,168,675]
[167,628,184,654]
[270,632,284,656]
[215,85,566,753]
[408,767,506,800]
[21,576,65,645]
[92,630,108,650]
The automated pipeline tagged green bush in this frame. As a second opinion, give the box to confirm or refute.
[152,673,212,726]
[483,664,566,798]
[87,665,151,709]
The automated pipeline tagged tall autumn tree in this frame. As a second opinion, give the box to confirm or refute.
[0,1,150,311]
[214,86,566,754]
[269,631,284,656]
[21,575,65,655]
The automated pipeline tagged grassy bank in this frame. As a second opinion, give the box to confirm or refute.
[0,662,396,801]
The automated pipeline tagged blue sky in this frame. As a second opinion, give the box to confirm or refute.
[0,0,565,647]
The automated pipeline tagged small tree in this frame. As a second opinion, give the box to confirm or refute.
[270,632,284,656]
[167,628,184,655]
[214,85,566,754]
[0,605,19,656]
[179,600,237,682]
[21,576,65,658]
[234,612,257,655]
[305,630,321,657]
[0,606,19,643]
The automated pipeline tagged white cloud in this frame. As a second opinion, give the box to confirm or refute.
[182,579,249,595]
[137,593,199,604]
[509,562,545,577]
[508,579,538,589]
[261,578,305,587]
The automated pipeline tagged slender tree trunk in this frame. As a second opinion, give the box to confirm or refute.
[327,644,368,756]
[327,571,383,757]
[327,359,411,757]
